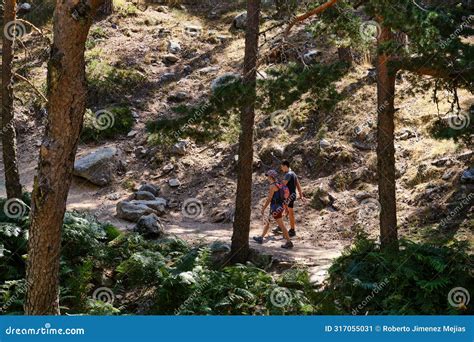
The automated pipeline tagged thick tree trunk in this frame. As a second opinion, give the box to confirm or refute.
[230,0,261,264]
[25,0,101,315]
[376,24,398,250]
[2,0,23,199]
[100,0,113,15]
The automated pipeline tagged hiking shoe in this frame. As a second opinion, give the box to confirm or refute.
[281,241,294,249]
[272,226,282,234]
[289,229,296,237]
[253,236,264,244]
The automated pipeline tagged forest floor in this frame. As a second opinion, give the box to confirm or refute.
[0,0,472,283]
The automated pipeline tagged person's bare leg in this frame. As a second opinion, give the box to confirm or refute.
[288,208,296,230]
[275,218,291,242]
[261,219,271,238]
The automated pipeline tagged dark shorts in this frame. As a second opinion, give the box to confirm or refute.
[287,193,297,208]
[270,205,284,219]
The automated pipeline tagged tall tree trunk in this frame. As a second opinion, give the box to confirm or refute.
[100,0,113,15]
[230,0,261,264]
[376,23,398,250]
[25,0,102,315]
[2,0,23,199]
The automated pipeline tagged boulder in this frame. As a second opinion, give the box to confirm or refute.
[134,191,156,201]
[232,12,247,30]
[167,91,188,103]
[211,73,241,93]
[134,213,165,238]
[210,208,235,223]
[116,201,157,222]
[138,183,160,196]
[73,146,120,186]
[130,199,167,215]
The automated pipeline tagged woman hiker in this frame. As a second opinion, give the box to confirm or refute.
[253,169,293,249]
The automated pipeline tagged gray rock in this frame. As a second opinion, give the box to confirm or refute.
[355,191,372,202]
[397,128,416,140]
[210,208,235,223]
[211,73,242,93]
[169,178,181,187]
[19,2,31,11]
[138,183,160,196]
[134,191,156,201]
[461,168,474,184]
[130,199,167,214]
[160,72,177,83]
[442,169,455,180]
[73,147,119,186]
[171,140,188,156]
[116,200,157,222]
[303,50,322,64]
[134,213,165,238]
[184,24,202,37]
[232,12,247,30]
[198,66,220,74]
[457,151,473,162]
[431,157,452,167]
[162,163,174,173]
[319,139,331,149]
[168,40,181,54]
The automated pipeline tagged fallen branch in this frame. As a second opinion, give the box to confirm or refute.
[13,72,48,102]
[284,0,339,37]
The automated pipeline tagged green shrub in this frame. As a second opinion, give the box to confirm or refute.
[116,251,168,286]
[81,106,134,142]
[323,234,474,315]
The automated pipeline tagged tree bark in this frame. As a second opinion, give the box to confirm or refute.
[230,0,261,264]
[100,0,113,15]
[376,23,398,250]
[25,0,102,315]
[2,0,23,199]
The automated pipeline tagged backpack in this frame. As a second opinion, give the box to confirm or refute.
[273,182,290,206]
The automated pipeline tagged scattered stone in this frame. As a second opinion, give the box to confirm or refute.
[134,213,165,238]
[138,183,160,197]
[106,193,121,201]
[319,139,331,149]
[167,91,188,102]
[457,151,473,162]
[160,72,177,83]
[198,66,220,74]
[184,24,202,37]
[167,40,181,54]
[431,157,453,167]
[303,50,322,64]
[397,128,416,140]
[127,130,138,138]
[162,163,174,173]
[232,12,247,30]
[169,178,181,187]
[211,73,241,93]
[460,168,474,184]
[157,5,168,13]
[210,208,235,223]
[116,200,157,222]
[130,199,167,215]
[163,54,179,64]
[134,191,156,201]
[73,146,120,186]
[442,169,455,181]
[355,191,372,202]
[18,2,32,12]
[171,140,188,156]
[353,141,372,151]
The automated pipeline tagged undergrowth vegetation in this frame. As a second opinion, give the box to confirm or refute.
[1,196,471,315]
[81,106,134,142]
